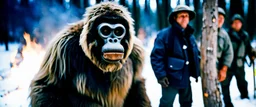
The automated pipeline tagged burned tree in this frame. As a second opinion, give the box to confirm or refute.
[193,0,202,39]
[156,0,170,30]
[247,0,256,38]
[200,0,222,107]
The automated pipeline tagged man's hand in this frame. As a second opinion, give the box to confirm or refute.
[250,56,255,62]
[250,48,256,61]
[218,66,228,82]
[158,77,169,88]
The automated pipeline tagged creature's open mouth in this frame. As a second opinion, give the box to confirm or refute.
[103,52,124,61]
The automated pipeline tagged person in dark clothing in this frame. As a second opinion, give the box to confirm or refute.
[150,5,200,107]
[221,13,256,107]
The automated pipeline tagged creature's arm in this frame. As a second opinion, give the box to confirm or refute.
[30,85,71,107]
[123,39,151,107]
[124,79,151,107]
[30,85,102,107]
[29,21,102,107]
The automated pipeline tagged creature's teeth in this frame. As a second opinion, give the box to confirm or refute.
[103,53,124,60]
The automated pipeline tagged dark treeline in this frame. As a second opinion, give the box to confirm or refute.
[0,0,255,48]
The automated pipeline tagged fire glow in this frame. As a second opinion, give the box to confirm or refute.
[0,32,46,106]
[10,32,45,88]
[3,32,45,96]
[11,32,45,69]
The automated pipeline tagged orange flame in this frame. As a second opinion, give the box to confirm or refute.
[11,32,45,68]
[8,32,46,89]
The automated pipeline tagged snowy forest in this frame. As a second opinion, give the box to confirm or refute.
[0,0,256,107]
[0,0,256,46]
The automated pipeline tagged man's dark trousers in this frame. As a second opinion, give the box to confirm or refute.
[221,66,248,107]
[159,84,192,107]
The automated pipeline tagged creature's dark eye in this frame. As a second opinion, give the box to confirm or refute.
[114,27,124,36]
[100,26,111,35]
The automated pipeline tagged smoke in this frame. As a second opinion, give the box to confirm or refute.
[26,1,84,47]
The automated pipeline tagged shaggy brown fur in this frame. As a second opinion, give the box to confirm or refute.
[29,2,151,107]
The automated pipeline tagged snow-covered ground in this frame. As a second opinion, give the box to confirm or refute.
[0,43,256,107]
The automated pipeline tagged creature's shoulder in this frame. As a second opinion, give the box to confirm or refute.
[64,21,84,36]
[128,37,145,77]
[53,21,84,42]
[47,21,84,51]
[59,21,88,60]
[46,20,87,66]
[131,36,145,59]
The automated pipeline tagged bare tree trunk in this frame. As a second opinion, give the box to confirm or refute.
[132,0,140,36]
[201,0,222,107]
[83,0,89,8]
[72,0,81,8]
[163,0,170,28]
[119,0,126,6]
[156,0,164,30]
[144,0,150,14]
[156,0,170,30]
[56,0,63,5]
[0,0,9,51]
[96,0,102,4]
[71,0,84,8]
[185,0,190,5]
[230,0,244,17]
[141,0,150,28]
[247,0,256,39]
[218,0,226,10]
[193,0,202,40]
[20,0,29,6]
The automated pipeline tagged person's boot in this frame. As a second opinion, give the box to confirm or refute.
[241,92,249,99]
[180,102,191,107]
[225,102,234,107]
[240,95,249,99]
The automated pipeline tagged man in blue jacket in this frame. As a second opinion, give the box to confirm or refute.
[150,5,200,107]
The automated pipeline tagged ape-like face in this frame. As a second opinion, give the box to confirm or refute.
[98,22,126,62]
[80,11,134,72]
[79,2,134,72]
